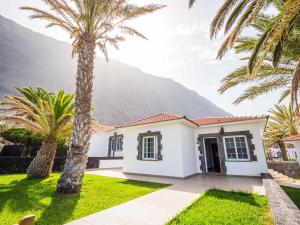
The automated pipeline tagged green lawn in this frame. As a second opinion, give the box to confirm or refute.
[0,173,167,225]
[281,186,300,209]
[167,189,274,225]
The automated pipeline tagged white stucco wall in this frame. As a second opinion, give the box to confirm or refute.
[99,159,123,169]
[195,120,268,177]
[180,124,198,177]
[88,132,123,157]
[291,141,300,165]
[122,121,197,177]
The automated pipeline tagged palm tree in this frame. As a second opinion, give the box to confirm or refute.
[264,104,299,160]
[0,87,75,178]
[21,0,164,193]
[246,0,300,110]
[190,0,300,108]
[218,11,300,105]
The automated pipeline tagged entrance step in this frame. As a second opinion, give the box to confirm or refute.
[269,169,296,185]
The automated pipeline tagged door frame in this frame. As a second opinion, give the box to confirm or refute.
[197,133,227,174]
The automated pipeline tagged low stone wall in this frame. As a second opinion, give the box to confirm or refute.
[262,173,300,225]
[0,157,66,174]
[87,157,123,169]
[268,161,300,178]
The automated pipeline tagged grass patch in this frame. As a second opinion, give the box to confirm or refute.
[167,189,273,225]
[0,173,167,225]
[281,186,300,209]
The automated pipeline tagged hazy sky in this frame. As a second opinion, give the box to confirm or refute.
[0,0,282,116]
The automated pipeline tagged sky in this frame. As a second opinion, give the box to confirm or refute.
[0,0,283,116]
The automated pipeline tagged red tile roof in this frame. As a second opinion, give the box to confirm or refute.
[283,134,300,142]
[116,113,268,129]
[192,115,268,126]
[119,113,198,128]
[94,124,116,132]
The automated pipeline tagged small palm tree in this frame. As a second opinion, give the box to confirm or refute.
[264,104,299,160]
[21,0,164,193]
[0,87,75,178]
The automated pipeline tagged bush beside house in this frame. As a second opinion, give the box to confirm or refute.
[0,128,68,174]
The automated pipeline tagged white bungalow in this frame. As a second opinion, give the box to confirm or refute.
[88,113,269,177]
[283,135,300,165]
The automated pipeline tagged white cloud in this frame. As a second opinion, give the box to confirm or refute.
[185,43,218,62]
[206,85,219,91]
[171,22,209,36]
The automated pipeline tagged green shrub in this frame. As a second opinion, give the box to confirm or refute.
[1,128,68,156]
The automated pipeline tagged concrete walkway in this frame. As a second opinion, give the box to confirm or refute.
[66,169,265,225]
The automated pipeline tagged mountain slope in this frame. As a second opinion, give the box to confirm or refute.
[0,15,229,125]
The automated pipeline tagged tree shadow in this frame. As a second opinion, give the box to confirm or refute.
[204,188,262,207]
[0,177,47,214]
[117,179,169,189]
[36,192,79,225]
[0,175,79,225]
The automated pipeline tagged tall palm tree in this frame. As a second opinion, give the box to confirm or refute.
[21,0,164,193]
[0,87,75,178]
[264,104,299,160]
[218,11,300,105]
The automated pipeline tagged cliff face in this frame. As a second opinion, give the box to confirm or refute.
[0,15,229,125]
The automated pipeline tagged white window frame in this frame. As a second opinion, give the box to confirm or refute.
[142,136,157,160]
[223,135,250,161]
[116,136,122,151]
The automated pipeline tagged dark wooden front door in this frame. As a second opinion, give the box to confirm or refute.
[205,138,221,173]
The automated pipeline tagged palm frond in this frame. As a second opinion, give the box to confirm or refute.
[0,87,75,140]
[233,77,290,104]
[21,0,165,60]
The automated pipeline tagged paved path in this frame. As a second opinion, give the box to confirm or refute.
[66,169,265,225]
[262,174,300,225]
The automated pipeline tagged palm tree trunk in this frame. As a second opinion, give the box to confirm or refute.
[57,33,96,194]
[27,137,57,179]
[278,141,288,161]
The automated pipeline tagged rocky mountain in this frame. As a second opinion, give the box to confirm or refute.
[0,15,229,125]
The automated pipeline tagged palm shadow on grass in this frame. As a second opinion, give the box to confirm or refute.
[117,179,169,189]
[0,177,46,215]
[0,175,79,225]
[36,192,79,225]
